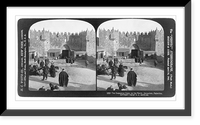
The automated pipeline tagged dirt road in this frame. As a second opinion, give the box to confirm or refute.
[29,59,96,91]
[97,59,164,91]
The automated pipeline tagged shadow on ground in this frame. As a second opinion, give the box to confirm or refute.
[97,75,164,91]
[97,75,127,85]
[29,76,96,91]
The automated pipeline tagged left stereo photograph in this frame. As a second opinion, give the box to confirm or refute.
[18,19,97,97]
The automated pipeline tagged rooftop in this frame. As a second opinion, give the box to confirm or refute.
[97,46,105,52]
[47,49,61,53]
[116,48,130,52]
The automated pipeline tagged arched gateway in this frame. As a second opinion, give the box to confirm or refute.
[130,44,144,63]
[62,44,75,63]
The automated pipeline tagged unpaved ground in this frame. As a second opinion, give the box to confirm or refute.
[29,59,96,91]
[97,59,164,91]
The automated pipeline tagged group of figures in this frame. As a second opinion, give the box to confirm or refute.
[29,58,56,80]
[29,58,70,91]
[97,57,137,87]
[37,68,69,91]
[97,58,124,76]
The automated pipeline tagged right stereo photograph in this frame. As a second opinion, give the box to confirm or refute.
[96,19,174,96]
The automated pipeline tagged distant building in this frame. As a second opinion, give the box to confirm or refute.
[41,28,50,56]
[116,48,130,57]
[29,47,38,59]
[98,28,164,57]
[97,46,105,59]
[155,29,164,56]
[86,30,96,56]
[74,51,86,58]
[47,49,61,59]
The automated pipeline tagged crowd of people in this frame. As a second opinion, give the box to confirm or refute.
[29,57,56,79]
[29,57,70,91]
[30,55,139,91]
[97,57,137,87]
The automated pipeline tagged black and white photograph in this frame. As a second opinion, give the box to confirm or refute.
[96,19,165,91]
[28,20,96,91]
[4,4,193,118]
[17,18,175,97]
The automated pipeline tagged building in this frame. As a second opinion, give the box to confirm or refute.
[97,46,105,59]
[47,49,61,59]
[74,51,86,58]
[86,30,96,56]
[29,47,38,59]
[116,48,130,57]
[155,29,164,56]
[41,28,50,56]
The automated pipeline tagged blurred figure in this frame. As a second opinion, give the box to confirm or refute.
[127,67,137,86]
[154,59,158,67]
[49,83,59,91]
[49,62,56,77]
[118,63,125,77]
[45,58,50,66]
[37,57,40,64]
[58,69,69,87]
[109,59,113,68]
[106,85,114,91]
[42,64,49,80]
[85,59,89,68]
[110,65,117,80]
[40,60,44,68]
[38,86,45,91]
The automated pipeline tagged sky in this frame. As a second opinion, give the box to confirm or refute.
[97,19,163,36]
[30,19,163,35]
[30,19,94,34]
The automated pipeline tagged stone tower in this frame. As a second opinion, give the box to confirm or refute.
[41,28,50,56]
[155,29,164,56]
[86,29,96,56]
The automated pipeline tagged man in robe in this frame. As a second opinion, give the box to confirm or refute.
[127,67,137,86]
[118,63,125,77]
[49,62,56,77]
[58,69,69,87]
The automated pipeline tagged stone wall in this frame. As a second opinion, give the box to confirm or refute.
[29,29,96,57]
[155,29,164,56]
[86,30,96,56]
[98,28,164,56]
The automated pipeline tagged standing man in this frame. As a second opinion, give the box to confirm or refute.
[40,60,44,68]
[110,65,117,80]
[58,68,69,87]
[127,67,137,86]
[109,59,113,68]
[154,59,158,67]
[85,59,89,68]
[42,64,49,80]
[118,63,125,77]
[45,58,50,66]
[49,62,56,77]
[37,57,40,65]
